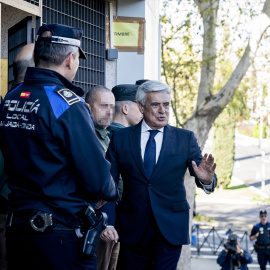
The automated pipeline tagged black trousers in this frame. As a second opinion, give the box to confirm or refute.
[116,215,182,270]
[257,249,270,270]
[6,217,97,270]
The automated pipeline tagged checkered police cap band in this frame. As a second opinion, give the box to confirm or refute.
[36,36,81,48]
[36,23,86,59]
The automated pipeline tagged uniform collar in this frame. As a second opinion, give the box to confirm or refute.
[24,67,84,97]
[108,122,125,131]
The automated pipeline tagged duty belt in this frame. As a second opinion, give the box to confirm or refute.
[6,210,73,232]
[256,244,270,249]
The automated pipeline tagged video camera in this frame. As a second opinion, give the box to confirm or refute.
[77,205,108,258]
[224,233,238,251]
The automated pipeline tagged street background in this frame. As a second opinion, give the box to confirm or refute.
[191,131,270,269]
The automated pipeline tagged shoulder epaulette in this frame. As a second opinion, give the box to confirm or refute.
[56,88,80,105]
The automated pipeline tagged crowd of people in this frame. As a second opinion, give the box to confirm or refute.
[0,23,219,270]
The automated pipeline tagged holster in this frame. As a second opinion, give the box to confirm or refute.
[254,243,259,252]
[78,206,108,258]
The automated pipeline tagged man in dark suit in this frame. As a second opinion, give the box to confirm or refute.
[106,80,217,270]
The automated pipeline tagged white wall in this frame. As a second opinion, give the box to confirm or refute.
[117,0,145,17]
[116,0,145,84]
[116,0,160,84]
[144,0,161,81]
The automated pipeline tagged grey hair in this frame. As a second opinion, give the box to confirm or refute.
[135,80,171,106]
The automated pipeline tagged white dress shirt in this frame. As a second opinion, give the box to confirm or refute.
[141,120,164,163]
[140,120,213,193]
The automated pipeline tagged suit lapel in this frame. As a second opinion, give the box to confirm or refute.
[151,125,176,179]
[128,122,149,179]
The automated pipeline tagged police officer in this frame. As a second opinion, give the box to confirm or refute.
[0,23,116,270]
[250,210,270,270]
[107,84,142,138]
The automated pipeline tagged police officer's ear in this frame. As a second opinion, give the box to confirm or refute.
[65,52,75,70]
[122,103,129,115]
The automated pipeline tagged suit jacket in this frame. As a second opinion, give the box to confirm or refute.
[106,121,217,245]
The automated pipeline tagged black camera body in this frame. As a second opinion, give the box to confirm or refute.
[78,206,108,258]
[225,241,237,251]
[224,234,238,251]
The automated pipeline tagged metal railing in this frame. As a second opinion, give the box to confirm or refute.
[192,223,255,255]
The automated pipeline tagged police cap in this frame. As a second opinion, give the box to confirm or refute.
[112,84,138,101]
[260,210,267,215]
[36,24,86,59]
[135,79,149,85]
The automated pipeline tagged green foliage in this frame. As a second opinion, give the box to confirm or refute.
[226,184,248,190]
[160,0,260,127]
[212,107,236,189]
[193,213,215,223]
[252,124,267,138]
[160,1,203,127]
[161,12,200,127]
[251,194,270,203]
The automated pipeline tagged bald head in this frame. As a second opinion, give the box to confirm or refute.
[13,43,35,83]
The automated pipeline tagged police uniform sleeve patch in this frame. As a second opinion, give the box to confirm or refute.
[56,89,80,105]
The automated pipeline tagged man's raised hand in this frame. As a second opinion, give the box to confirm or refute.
[192,153,216,185]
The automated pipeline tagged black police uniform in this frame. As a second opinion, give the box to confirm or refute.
[251,222,270,270]
[0,67,116,270]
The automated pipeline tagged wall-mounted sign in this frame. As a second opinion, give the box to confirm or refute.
[113,16,145,54]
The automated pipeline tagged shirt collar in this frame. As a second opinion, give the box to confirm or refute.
[141,120,164,133]
[94,123,109,140]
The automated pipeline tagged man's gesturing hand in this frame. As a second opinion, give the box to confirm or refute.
[192,153,216,185]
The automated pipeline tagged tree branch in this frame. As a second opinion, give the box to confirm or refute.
[197,0,270,115]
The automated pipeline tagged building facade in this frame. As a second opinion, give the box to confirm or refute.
[0,0,160,98]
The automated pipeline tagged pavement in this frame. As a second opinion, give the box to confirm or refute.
[191,256,220,270]
[195,177,269,228]
[189,133,270,269]
[191,256,267,270]
[190,177,270,269]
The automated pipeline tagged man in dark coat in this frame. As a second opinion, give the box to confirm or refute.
[106,80,217,270]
